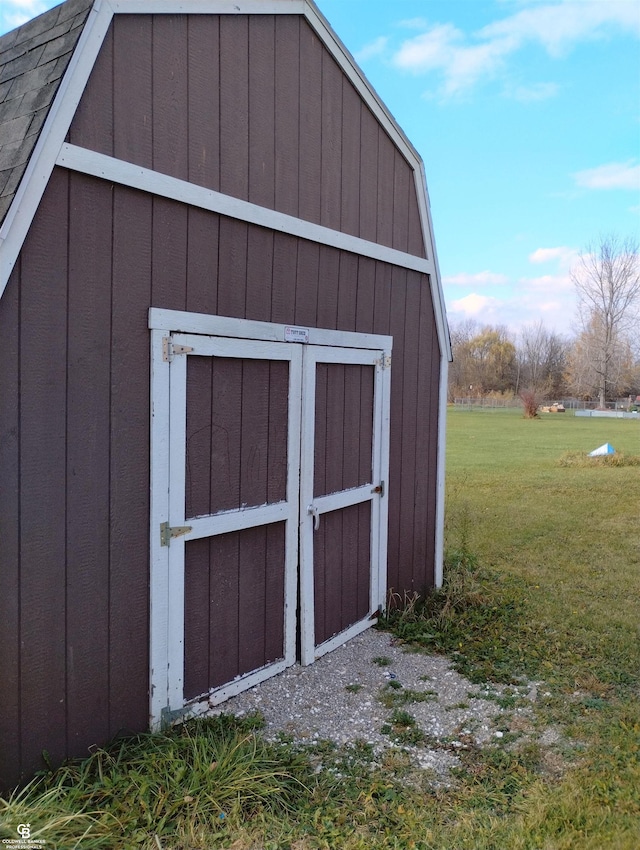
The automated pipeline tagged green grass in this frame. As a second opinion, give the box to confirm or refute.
[2,408,639,849]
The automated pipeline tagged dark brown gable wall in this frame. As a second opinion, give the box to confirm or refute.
[67,13,426,258]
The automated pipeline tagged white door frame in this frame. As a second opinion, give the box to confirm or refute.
[148,308,391,728]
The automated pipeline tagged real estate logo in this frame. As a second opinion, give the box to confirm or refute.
[0,824,46,848]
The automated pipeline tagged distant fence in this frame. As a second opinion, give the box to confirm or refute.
[452,398,636,412]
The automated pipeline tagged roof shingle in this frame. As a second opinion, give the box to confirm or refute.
[0,0,93,227]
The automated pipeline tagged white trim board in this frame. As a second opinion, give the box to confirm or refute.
[56,143,435,277]
[149,307,393,352]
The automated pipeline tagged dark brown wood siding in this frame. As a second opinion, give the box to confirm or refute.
[0,168,439,787]
[67,14,427,259]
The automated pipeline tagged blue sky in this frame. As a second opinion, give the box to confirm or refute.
[2,0,639,335]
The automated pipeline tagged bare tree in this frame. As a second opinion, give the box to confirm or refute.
[571,234,640,406]
[517,320,568,398]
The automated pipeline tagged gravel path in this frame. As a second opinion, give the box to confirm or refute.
[208,628,535,781]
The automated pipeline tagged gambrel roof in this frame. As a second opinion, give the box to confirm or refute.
[0,0,451,360]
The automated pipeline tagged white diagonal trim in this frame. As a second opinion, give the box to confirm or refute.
[0,0,113,291]
[56,143,435,275]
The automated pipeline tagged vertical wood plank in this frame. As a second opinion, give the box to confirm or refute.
[358,365,374,486]
[342,364,361,489]
[217,218,248,319]
[248,16,276,209]
[337,252,358,331]
[220,16,249,199]
[264,523,286,663]
[19,168,69,772]
[210,357,242,513]
[270,232,298,325]
[246,227,274,322]
[316,245,340,329]
[357,501,371,617]
[152,14,189,180]
[359,105,379,243]
[298,20,322,224]
[151,196,188,311]
[183,538,211,700]
[392,152,410,254]
[186,208,219,315]
[109,184,153,736]
[238,526,267,673]
[398,273,420,591]
[341,78,361,237]
[294,240,319,327]
[0,266,21,786]
[355,256,375,334]
[274,16,299,217]
[313,363,328,498]
[113,15,153,168]
[67,24,113,154]
[209,533,240,688]
[65,173,112,754]
[407,175,426,258]
[240,359,270,508]
[386,267,407,593]
[320,49,342,230]
[413,279,436,586]
[372,261,392,337]
[376,129,395,250]
[325,364,345,494]
[185,356,213,519]
[267,361,289,505]
[188,14,220,191]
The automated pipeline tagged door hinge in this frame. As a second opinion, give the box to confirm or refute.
[160,704,192,729]
[372,481,385,497]
[160,521,193,547]
[377,354,391,370]
[162,336,194,362]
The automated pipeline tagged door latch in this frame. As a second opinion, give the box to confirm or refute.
[307,504,320,531]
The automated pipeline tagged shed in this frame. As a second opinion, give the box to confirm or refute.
[0,0,451,788]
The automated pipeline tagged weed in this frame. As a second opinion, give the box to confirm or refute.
[558,450,640,467]
[372,656,392,667]
[345,683,363,694]
[378,685,438,710]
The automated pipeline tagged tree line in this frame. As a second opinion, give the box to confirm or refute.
[448,235,640,405]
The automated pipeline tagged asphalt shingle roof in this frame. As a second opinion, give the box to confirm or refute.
[0,0,93,225]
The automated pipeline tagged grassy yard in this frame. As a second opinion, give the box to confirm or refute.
[2,408,639,849]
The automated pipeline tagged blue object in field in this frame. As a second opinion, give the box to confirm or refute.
[588,443,615,456]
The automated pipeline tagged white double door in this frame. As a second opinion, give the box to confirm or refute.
[149,310,391,727]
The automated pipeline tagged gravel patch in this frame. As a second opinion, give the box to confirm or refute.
[207,628,534,782]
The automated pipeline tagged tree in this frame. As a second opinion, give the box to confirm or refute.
[571,234,640,406]
[516,320,568,398]
[566,316,637,401]
[448,323,516,398]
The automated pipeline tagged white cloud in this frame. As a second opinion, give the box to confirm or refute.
[444,270,510,286]
[507,81,559,102]
[354,36,389,63]
[529,246,578,268]
[390,0,639,98]
[449,293,503,316]
[573,161,640,190]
